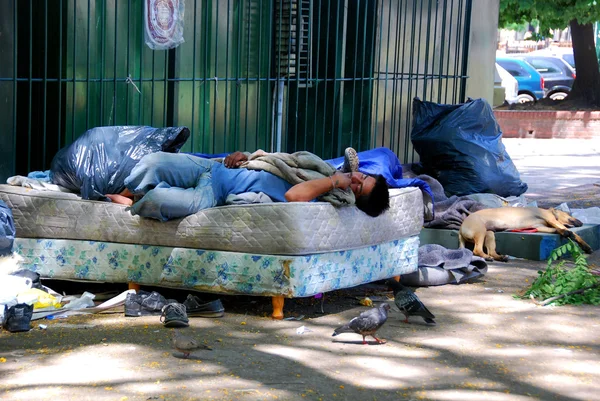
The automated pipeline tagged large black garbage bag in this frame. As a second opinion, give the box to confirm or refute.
[0,200,15,256]
[410,98,527,197]
[50,126,190,200]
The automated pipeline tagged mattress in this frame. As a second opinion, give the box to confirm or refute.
[14,236,419,297]
[0,184,423,255]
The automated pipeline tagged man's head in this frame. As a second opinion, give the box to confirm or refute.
[350,173,390,217]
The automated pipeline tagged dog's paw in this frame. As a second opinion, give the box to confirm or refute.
[498,255,510,263]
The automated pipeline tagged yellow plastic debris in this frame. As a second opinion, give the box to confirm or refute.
[18,288,61,310]
[359,297,373,307]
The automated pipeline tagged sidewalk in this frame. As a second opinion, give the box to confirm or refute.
[1,260,599,401]
[503,138,600,208]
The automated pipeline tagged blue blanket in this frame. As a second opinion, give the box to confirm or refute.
[326,147,433,202]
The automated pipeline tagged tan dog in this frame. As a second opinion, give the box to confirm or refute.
[459,207,593,261]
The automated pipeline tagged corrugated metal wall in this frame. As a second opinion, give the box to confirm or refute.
[0,0,472,182]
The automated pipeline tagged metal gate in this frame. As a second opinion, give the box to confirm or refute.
[0,0,472,181]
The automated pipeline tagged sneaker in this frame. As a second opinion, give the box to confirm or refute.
[125,290,171,317]
[160,303,189,328]
[341,147,359,173]
[3,303,33,333]
[183,294,225,318]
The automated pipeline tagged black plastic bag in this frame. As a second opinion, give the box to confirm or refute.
[0,200,15,256]
[410,98,527,197]
[50,126,190,200]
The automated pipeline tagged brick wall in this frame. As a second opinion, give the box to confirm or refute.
[494,111,600,139]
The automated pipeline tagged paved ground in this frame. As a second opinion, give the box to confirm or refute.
[1,138,599,401]
[503,138,600,208]
[1,261,599,401]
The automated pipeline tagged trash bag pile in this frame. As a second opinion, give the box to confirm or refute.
[50,126,190,200]
[411,98,528,198]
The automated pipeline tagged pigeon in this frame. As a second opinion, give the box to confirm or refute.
[332,303,391,344]
[171,331,211,358]
[386,279,436,324]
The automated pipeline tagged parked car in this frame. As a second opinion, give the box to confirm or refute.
[496,57,545,103]
[529,48,575,70]
[511,55,575,100]
[495,63,519,104]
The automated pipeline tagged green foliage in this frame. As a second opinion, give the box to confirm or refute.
[518,240,600,305]
[499,0,600,33]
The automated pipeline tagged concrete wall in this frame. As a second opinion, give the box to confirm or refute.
[465,0,500,104]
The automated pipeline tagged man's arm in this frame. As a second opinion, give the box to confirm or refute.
[285,172,351,202]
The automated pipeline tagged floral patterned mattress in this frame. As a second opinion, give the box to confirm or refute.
[14,236,420,297]
[0,184,423,255]
[4,184,423,296]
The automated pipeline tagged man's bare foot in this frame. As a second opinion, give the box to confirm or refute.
[106,194,133,206]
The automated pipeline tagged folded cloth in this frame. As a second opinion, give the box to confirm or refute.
[7,175,73,193]
[401,244,488,287]
[419,174,487,230]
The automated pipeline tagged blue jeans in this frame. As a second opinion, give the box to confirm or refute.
[124,152,217,221]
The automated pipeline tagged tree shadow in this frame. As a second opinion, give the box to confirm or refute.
[1,261,599,400]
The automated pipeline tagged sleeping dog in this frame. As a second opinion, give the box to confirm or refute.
[459,207,593,261]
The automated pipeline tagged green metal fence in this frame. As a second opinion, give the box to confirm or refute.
[0,0,472,181]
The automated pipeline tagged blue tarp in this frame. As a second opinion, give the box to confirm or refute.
[326,147,433,201]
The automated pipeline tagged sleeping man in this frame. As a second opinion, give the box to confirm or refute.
[106,149,390,221]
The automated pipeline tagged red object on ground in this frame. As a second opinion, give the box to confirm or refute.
[508,228,539,233]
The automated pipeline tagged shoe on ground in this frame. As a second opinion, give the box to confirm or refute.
[3,303,33,333]
[160,303,189,328]
[183,294,225,318]
[125,290,171,317]
[341,147,359,173]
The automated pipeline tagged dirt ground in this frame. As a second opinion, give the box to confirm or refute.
[2,138,600,401]
[1,258,599,401]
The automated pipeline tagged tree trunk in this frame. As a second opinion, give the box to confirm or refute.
[568,20,600,106]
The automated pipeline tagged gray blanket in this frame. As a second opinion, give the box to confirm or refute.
[241,151,355,206]
[401,244,488,286]
[418,174,487,230]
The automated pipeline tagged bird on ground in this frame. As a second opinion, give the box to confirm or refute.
[386,279,436,324]
[171,331,211,358]
[331,303,391,344]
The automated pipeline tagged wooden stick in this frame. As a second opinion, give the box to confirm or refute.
[530,282,600,306]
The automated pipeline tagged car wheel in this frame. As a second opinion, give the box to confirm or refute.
[517,93,535,103]
[549,92,568,100]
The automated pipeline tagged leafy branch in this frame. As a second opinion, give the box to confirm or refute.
[517,240,600,306]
